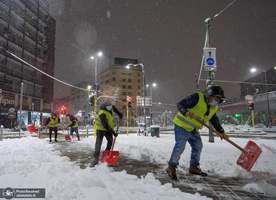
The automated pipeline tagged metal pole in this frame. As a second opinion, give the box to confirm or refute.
[150,85,153,126]
[19,82,24,137]
[264,71,272,127]
[93,58,98,137]
[95,58,98,92]
[204,18,215,143]
[142,65,146,134]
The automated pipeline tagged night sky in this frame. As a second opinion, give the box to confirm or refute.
[49,0,276,104]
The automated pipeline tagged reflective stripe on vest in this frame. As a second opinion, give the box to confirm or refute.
[173,91,218,132]
[95,109,115,131]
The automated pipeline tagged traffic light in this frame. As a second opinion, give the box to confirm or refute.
[248,102,254,110]
[58,105,67,115]
[126,96,132,108]
[234,113,241,119]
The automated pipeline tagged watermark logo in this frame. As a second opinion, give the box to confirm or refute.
[2,188,14,199]
[0,188,45,199]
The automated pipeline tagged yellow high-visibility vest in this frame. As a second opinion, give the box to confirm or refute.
[173,92,218,132]
[94,109,115,131]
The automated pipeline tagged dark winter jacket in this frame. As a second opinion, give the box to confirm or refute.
[68,117,78,128]
[177,93,224,133]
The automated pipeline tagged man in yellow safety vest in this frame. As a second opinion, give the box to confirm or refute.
[93,102,123,165]
[166,86,227,180]
[46,113,60,142]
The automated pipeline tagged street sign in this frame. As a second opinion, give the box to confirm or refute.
[136,96,152,107]
[203,47,217,71]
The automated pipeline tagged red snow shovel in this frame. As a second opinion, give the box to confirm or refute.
[100,136,119,166]
[199,120,262,172]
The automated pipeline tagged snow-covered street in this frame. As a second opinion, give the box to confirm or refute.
[0,134,276,199]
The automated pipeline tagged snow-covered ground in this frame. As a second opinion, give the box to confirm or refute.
[83,134,276,197]
[0,136,209,200]
[1,131,276,199]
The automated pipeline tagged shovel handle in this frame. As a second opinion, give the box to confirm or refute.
[111,118,120,151]
[111,136,117,150]
[201,121,246,154]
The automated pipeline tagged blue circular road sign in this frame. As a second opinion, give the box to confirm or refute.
[206,58,215,65]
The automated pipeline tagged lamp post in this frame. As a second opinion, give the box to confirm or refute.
[90,51,103,94]
[146,82,157,126]
[126,63,146,132]
[250,67,272,127]
[90,51,103,136]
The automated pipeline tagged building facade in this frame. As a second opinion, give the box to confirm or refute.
[99,58,143,126]
[0,0,56,127]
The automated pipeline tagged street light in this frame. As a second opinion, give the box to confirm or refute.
[250,67,257,73]
[90,51,104,92]
[249,67,271,127]
[97,51,103,57]
[146,82,158,126]
[125,64,131,69]
[87,85,92,90]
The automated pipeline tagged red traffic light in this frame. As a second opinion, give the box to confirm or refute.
[58,105,67,114]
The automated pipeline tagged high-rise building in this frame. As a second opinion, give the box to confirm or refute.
[0,0,56,127]
[99,58,143,125]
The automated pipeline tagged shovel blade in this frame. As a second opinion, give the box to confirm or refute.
[100,150,119,166]
[65,135,72,141]
[237,140,262,171]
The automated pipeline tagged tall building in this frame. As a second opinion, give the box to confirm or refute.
[99,58,143,125]
[0,0,56,127]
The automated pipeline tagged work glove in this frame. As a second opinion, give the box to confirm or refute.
[219,132,229,140]
[185,111,195,118]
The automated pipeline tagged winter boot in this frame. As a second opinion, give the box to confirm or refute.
[90,159,99,167]
[166,165,178,180]
[189,165,208,177]
[77,136,80,141]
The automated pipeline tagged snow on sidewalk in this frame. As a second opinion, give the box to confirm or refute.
[90,134,276,177]
[0,137,209,200]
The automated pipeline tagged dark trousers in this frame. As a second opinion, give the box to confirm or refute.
[49,127,58,141]
[94,130,113,162]
[70,127,80,140]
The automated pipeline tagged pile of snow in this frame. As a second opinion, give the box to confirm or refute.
[0,137,209,200]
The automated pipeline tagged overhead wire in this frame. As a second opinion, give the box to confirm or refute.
[199,78,276,86]
[4,49,89,92]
